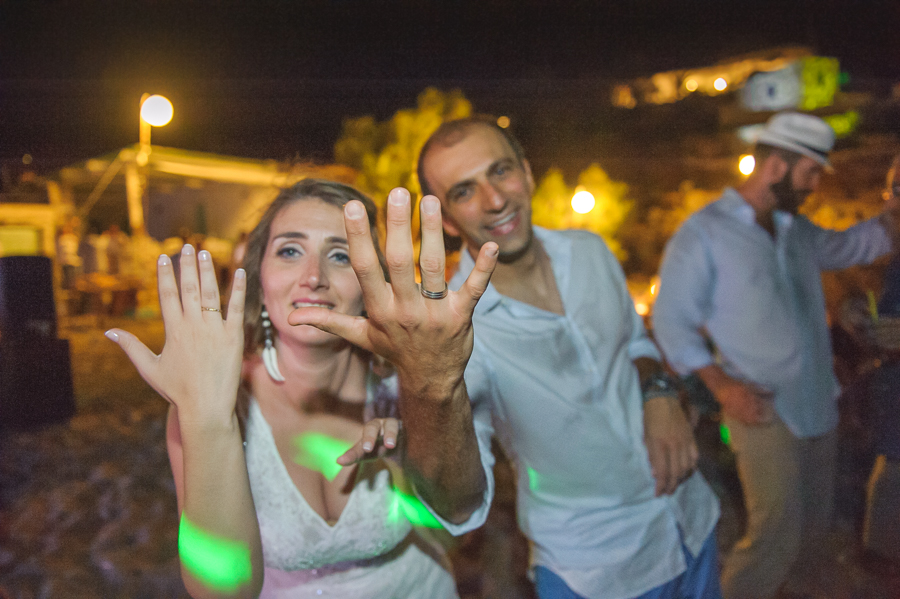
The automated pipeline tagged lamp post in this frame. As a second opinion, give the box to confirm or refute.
[125,94,172,235]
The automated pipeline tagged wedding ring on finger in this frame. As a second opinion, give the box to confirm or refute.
[420,282,449,300]
[201,307,221,312]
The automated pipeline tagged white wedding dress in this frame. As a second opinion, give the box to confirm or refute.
[245,385,459,598]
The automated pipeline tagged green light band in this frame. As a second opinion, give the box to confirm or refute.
[720,423,732,446]
[293,432,353,481]
[389,489,444,529]
[527,466,541,493]
[178,515,252,592]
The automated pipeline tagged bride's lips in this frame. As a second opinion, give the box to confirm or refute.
[485,211,520,236]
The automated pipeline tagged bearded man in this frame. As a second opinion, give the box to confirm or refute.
[653,112,900,598]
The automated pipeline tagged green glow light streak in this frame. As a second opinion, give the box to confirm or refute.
[720,423,732,446]
[293,432,353,481]
[389,489,444,529]
[178,515,253,592]
[527,466,541,493]
[291,432,443,529]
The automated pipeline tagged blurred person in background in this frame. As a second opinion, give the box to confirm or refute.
[57,220,82,289]
[860,154,900,574]
[654,113,900,598]
[106,224,130,276]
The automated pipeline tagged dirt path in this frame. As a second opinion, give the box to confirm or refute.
[1,316,897,598]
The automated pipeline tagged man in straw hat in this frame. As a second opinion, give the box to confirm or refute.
[653,112,900,597]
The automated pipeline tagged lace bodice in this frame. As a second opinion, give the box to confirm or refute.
[244,376,458,598]
[246,399,412,570]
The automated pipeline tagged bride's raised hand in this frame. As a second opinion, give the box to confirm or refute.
[288,187,498,399]
[105,245,246,426]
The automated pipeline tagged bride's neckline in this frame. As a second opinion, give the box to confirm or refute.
[251,399,364,530]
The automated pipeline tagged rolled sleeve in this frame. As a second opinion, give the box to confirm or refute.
[653,222,716,375]
[627,310,662,362]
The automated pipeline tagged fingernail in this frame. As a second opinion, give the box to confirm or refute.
[421,196,439,215]
[198,250,211,261]
[345,201,365,219]
[486,243,499,257]
[362,442,373,452]
[385,438,396,448]
[104,330,119,342]
[182,244,194,256]
[235,268,246,280]
[158,254,170,266]
[388,188,409,206]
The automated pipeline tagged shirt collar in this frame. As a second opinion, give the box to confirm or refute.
[720,187,795,230]
[456,226,570,315]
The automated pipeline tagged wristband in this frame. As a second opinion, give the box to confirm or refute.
[641,371,680,403]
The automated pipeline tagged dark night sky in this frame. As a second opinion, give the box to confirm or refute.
[2,0,899,170]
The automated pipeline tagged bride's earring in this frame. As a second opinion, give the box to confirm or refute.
[261,306,285,382]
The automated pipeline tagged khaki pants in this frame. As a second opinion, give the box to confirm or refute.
[720,415,836,599]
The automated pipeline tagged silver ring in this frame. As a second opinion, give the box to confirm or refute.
[420,282,449,300]
[201,307,221,312]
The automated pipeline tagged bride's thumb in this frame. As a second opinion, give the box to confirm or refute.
[106,329,157,374]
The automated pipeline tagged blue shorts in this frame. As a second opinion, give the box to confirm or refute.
[534,532,722,599]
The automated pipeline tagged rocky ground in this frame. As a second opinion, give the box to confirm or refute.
[0,315,898,598]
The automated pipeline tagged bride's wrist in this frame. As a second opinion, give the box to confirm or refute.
[176,406,241,438]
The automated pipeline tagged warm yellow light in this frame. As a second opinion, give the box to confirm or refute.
[497,116,511,129]
[650,284,656,295]
[140,95,174,127]
[685,79,698,92]
[713,78,728,91]
[571,190,596,214]
[635,302,650,316]
[739,154,756,176]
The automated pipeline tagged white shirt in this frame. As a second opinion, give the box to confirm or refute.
[448,227,720,599]
[653,188,893,438]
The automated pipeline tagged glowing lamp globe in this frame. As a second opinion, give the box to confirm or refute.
[141,95,174,127]
[571,190,596,214]
[714,78,728,91]
[739,154,756,176]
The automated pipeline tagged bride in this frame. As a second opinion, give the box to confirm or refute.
[107,180,499,598]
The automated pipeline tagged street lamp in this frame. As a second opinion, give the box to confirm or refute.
[571,190,596,214]
[137,94,173,166]
[126,94,173,235]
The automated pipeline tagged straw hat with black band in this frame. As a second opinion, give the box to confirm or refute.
[755,111,836,171]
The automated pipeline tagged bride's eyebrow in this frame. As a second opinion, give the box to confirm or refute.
[271,232,307,242]
[272,232,348,245]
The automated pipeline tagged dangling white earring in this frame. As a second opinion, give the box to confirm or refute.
[261,306,285,382]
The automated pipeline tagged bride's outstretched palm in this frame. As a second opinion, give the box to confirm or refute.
[106,245,246,426]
